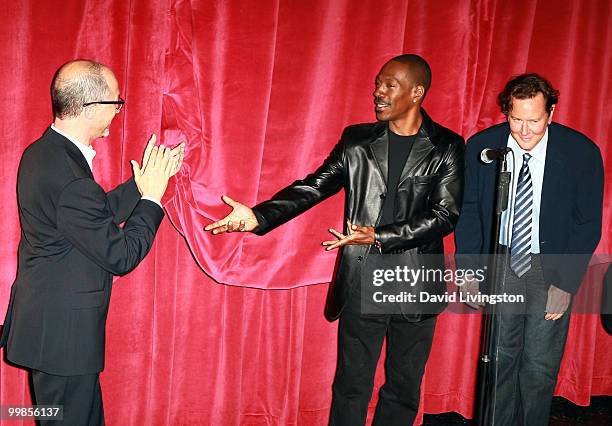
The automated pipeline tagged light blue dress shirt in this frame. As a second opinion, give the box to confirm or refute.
[499,128,548,254]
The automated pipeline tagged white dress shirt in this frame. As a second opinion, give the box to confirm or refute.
[499,128,548,253]
[51,124,96,172]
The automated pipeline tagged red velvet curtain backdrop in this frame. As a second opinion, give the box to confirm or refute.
[1,1,610,425]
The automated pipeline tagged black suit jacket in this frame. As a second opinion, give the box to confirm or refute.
[0,128,164,376]
[455,122,604,294]
[253,110,465,321]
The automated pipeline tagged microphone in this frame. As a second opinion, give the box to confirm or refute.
[480,147,511,164]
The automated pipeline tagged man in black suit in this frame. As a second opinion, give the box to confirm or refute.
[0,60,184,425]
[205,54,464,425]
[455,74,604,425]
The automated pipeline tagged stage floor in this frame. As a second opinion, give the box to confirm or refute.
[423,396,611,425]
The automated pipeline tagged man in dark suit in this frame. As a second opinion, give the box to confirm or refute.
[0,59,184,425]
[455,73,604,425]
[205,54,464,425]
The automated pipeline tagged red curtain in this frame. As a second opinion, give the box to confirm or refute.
[1,1,610,425]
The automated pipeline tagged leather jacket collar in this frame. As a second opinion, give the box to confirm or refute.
[369,108,437,187]
[371,108,437,142]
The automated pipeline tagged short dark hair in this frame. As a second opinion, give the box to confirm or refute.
[51,60,110,119]
[497,73,559,115]
[390,54,432,95]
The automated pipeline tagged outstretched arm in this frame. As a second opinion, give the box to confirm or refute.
[205,136,347,236]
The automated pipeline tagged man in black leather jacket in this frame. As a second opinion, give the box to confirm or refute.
[206,54,464,425]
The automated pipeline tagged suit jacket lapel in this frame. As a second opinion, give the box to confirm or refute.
[540,124,564,224]
[399,136,434,185]
[398,111,436,185]
[67,146,94,180]
[368,124,389,190]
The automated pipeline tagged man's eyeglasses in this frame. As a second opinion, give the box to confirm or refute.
[82,97,125,112]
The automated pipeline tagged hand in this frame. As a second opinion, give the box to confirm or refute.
[322,220,375,251]
[545,285,571,320]
[204,195,259,234]
[135,135,185,180]
[131,134,184,203]
[459,278,484,310]
[169,141,186,177]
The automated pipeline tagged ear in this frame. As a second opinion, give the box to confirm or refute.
[548,104,556,124]
[413,85,425,103]
[82,105,96,120]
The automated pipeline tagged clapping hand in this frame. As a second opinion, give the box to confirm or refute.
[131,134,185,203]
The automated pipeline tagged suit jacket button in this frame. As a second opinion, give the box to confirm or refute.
[380,193,386,199]
[357,256,363,262]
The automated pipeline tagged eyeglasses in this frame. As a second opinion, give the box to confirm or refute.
[82,97,125,112]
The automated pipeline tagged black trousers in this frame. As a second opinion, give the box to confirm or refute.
[329,291,437,426]
[31,370,105,426]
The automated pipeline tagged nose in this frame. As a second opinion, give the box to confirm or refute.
[521,121,529,135]
[373,84,384,99]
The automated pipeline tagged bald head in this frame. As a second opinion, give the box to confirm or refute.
[388,54,432,99]
[51,60,113,119]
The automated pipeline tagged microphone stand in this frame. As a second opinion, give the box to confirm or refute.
[475,155,511,426]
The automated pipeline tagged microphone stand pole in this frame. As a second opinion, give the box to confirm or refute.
[475,155,511,426]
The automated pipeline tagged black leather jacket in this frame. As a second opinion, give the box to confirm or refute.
[254,110,464,320]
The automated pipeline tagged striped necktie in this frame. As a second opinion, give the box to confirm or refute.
[510,153,533,277]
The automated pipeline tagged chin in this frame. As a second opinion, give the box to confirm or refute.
[375,111,389,122]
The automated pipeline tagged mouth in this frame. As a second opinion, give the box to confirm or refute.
[374,100,390,112]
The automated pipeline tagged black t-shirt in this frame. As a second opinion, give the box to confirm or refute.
[379,131,416,226]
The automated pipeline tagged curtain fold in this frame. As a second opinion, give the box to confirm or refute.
[1,1,610,425]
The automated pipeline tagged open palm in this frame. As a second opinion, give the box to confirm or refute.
[204,195,259,233]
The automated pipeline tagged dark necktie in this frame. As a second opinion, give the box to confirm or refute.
[510,153,533,277]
